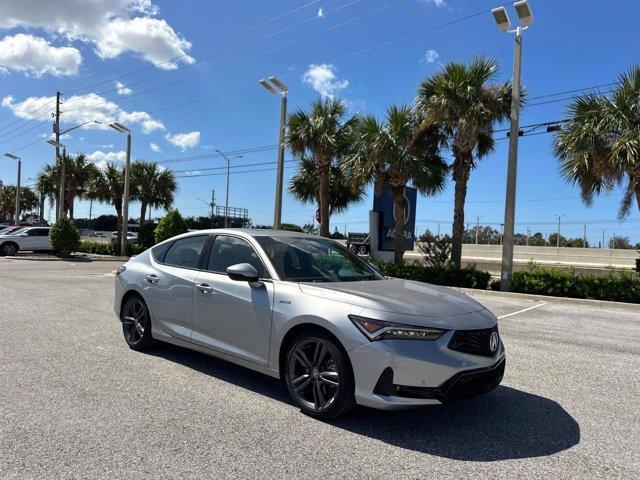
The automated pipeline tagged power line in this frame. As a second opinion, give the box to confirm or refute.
[64,0,364,102]
[62,0,324,95]
[0,99,54,133]
[62,0,410,113]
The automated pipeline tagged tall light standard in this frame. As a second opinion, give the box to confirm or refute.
[47,139,66,219]
[259,76,288,230]
[109,122,131,255]
[493,0,534,292]
[4,153,21,225]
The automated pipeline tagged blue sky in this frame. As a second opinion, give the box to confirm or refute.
[1,0,639,245]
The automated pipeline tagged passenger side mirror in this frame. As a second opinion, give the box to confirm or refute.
[227,263,259,282]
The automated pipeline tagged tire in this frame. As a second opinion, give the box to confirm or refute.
[358,245,368,255]
[0,242,18,256]
[348,244,357,253]
[120,294,154,351]
[284,330,355,419]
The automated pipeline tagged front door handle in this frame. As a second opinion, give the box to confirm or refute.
[144,274,159,284]
[195,283,214,294]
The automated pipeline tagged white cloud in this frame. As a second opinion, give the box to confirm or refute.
[423,49,439,64]
[1,93,165,134]
[183,170,202,176]
[423,0,446,6]
[165,131,200,151]
[0,33,81,77]
[86,149,126,170]
[115,81,132,96]
[317,8,324,18]
[149,142,162,152]
[303,64,349,99]
[0,1,193,70]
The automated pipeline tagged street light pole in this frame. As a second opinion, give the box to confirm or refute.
[216,149,232,228]
[555,214,563,247]
[259,76,288,230]
[4,153,21,225]
[108,122,131,255]
[493,0,533,292]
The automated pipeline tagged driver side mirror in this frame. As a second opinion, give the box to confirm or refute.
[227,263,259,282]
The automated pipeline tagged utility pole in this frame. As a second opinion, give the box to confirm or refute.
[437,223,441,238]
[475,216,481,245]
[216,150,233,228]
[555,214,563,247]
[500,224,504,245]
[55,91,64,220]
[3,153,21,225]
[526,227,530,246]
[602,229,606,249]
[493,1,533,292]
[89,198,93,222]
[583,224,587,248]
[211,190,215,228]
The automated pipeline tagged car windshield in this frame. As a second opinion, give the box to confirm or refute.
[0,227,25,236]
[256,236,383,282]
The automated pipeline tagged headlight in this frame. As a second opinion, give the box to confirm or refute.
[348,315,446,341]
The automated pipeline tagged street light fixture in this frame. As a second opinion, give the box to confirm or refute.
[47,139,67,219]
[259,76,288,230]
[494,0,534,292]
[108,122,132,255]
[4,153,21,226]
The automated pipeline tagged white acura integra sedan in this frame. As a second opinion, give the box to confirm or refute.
[114,229,505,419]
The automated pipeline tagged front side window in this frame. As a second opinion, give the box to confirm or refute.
[207,235,267,278]
[162,235,207,269]
[256,236,383,282]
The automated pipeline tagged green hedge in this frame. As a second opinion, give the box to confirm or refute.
[76,240,145,257]
[507,263,640,304]
[373,261,491,290]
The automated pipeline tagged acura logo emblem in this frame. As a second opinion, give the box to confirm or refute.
[489,332,499,352]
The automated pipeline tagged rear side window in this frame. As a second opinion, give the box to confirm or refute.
[162,236,207,269]
[151,242,172,263]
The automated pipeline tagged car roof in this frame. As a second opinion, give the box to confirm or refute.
[180,228,316,239]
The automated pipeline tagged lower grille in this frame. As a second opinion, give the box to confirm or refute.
[448,326,499,357]
[374,358,506,403]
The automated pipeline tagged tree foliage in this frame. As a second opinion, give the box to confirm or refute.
[49,215,81,257]
[0,185,39,222]
[155,210,188,243]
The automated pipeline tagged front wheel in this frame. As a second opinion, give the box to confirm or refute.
[121,295,154,351]
[284,331,355,419]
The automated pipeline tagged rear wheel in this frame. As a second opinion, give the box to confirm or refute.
[0,242,18,256]
[284,331,355,419]
[121,295,154,351]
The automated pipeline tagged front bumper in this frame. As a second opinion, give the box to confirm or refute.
[348,329,505,409]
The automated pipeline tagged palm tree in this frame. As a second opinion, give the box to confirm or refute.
[344,105,448,263]
[415,57,512,266]
[289,158,365,218]
[0,185,39,223]
[286,98,360,237]
[130,161,177,224]
[554,66,640,219]
[36,152,99,218]
[87,163,125,248]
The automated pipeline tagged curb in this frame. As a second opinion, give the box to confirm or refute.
[457,287,640,312]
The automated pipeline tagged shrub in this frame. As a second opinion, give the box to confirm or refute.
[137,222,156,249]
[155,210,188,243]
[76,241,145,256]
[418,235,452,267]
[510,263,640,303]
[373,261,491,290]
[49,215,81,257]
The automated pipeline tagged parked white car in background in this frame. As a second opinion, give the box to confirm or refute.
[0,227,51,256]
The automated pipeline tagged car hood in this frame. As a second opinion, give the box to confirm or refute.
[298,278,485,318]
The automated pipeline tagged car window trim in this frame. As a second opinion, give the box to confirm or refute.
[205,233,271,280]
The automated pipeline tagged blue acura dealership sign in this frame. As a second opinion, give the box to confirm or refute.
[372,187,417,251]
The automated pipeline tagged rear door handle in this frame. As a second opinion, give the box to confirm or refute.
[195,283,214,294]
[144,274,159,284]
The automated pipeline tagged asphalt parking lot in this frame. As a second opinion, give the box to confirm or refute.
[1,257,639,479]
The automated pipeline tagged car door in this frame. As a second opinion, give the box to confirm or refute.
[142,235,209,341]
[32,228,50,250]
[19,229,38,250]
[191,234,274,366]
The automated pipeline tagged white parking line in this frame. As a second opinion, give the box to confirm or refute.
[498,302,548,319]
